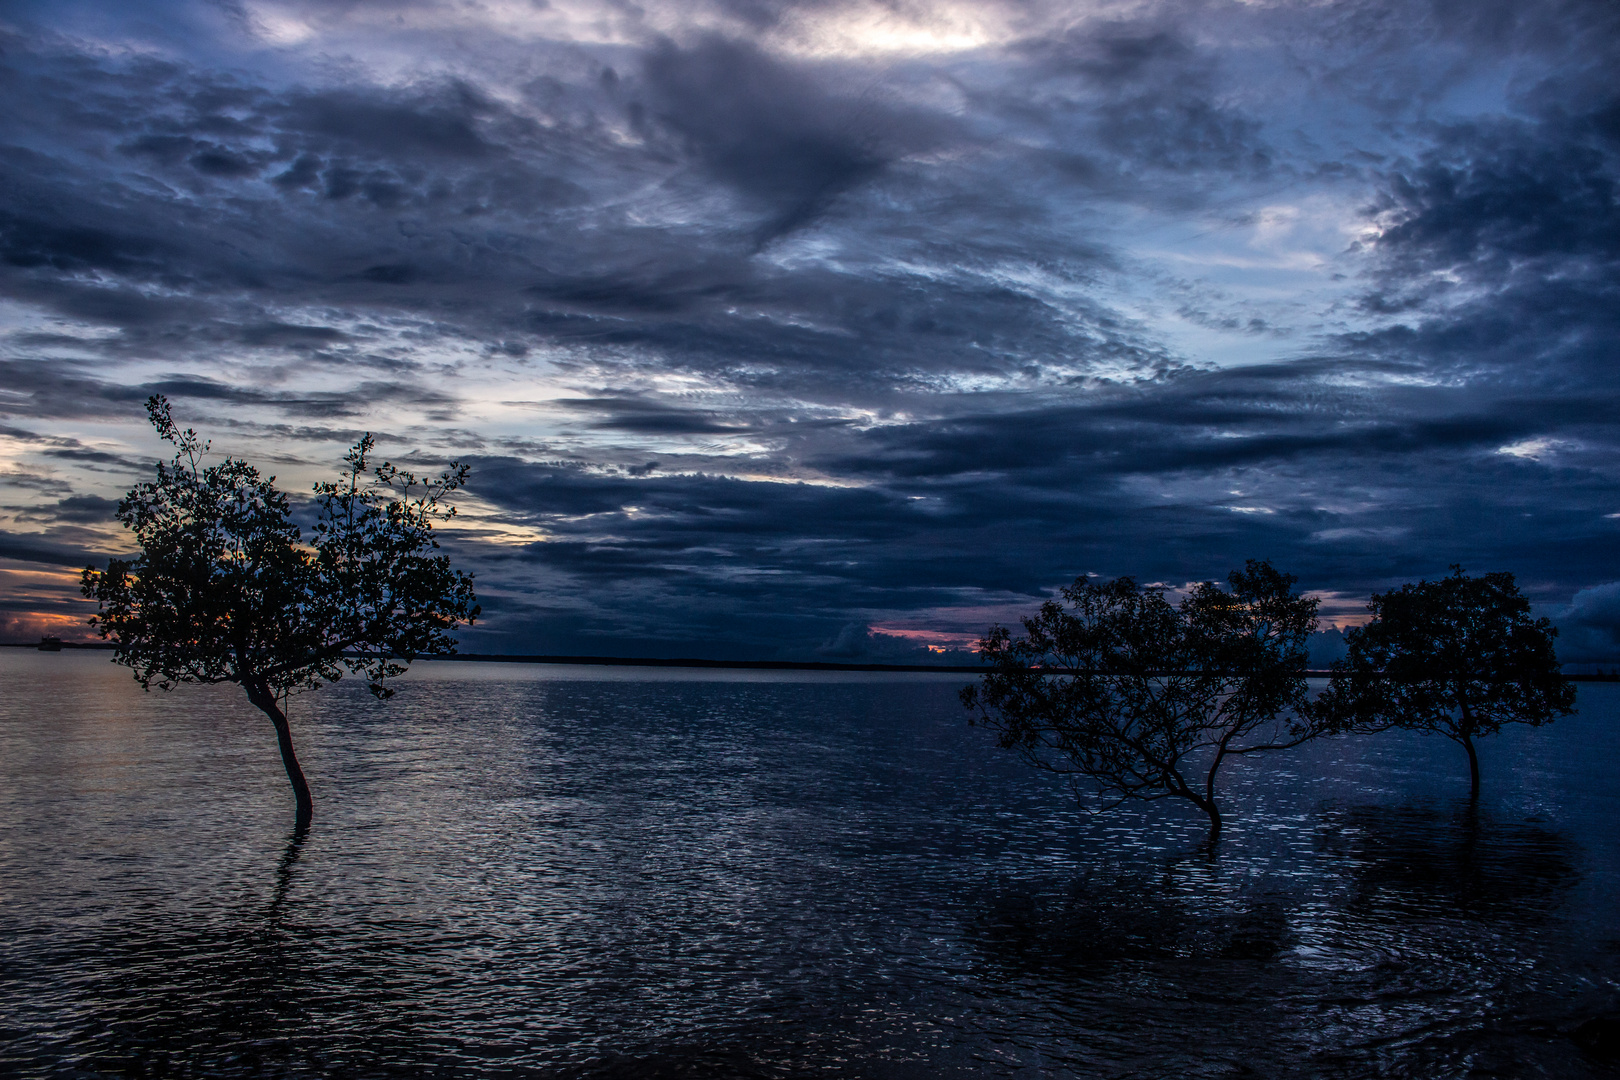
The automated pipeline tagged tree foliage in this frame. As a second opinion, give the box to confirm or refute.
[961,560,1321,841]
[82,396,479,828]
[1312,567,1575,796]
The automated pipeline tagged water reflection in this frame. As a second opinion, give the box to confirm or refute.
[1320,801,1580,923]
[268,827,308,923]
[559,1045,799,1080]
[3,656,1619,1078]
[974,868,1294,976]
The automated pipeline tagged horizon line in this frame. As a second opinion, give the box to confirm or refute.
[7,642,1619,680]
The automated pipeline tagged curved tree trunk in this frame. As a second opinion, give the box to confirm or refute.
[244,678,313,831]
[1198,751,1227,845]
[1456,699,1481,799]
[1462,733,1480,800]
[1184,788,1223,845]
[1202,798,1223,844]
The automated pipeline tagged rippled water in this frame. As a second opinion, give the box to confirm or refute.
[2,652,1618,1078]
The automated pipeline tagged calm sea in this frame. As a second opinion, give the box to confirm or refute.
[2,651,1617,1078]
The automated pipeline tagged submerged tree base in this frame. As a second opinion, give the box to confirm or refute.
[244,680,313,831]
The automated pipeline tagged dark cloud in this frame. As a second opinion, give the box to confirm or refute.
[0,359,456,422]
[121,133,266,177]
[1557,582,1620,663]
[0,212,167,275]
[0,1,1616,657]
[238,322,347,347]
[1368,111,1620,280]
[1018,24,1272,181]
[1307,628,1350,667]
[279,84,495,160]
[816,361,1565,483]
[0,529,108,569]
[641,35,946,240]
[553,396,757,435]
[815,622,973,663]
[23,494,121,524]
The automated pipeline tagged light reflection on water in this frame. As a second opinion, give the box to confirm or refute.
[2,652,1617,1077]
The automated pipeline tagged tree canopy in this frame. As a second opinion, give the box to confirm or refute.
[1312,567,1574,796]
[961,560,1321,841]
[82,396,479,829]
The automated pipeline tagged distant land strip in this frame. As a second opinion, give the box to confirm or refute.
[0,640,978,672]
[7,640,1619,680]
[424,652,986,673]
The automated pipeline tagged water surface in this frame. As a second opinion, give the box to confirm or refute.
[3,652,1618,1077]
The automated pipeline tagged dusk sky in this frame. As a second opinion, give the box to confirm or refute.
[2,0,1618,661]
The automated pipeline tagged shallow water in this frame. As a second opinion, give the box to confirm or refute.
[2,651,1618,1078]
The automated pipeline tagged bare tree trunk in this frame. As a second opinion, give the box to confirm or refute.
[244,678,313,831]
[1183,788,1223,845]
[1202,798,1223,844]
[1458,702,1483,803]
[1199,751,1226,845]
[1456,700,1480,799]
[1462,733,1480,800]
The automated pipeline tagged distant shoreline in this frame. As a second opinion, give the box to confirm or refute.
[0,641,981,674]
[5,641,1617,679]
[421,652,986,673]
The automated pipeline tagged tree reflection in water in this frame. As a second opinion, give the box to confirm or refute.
[5,667,1618,1079]
[962,801,1616,1079]
[972,866,1294,974]
[269,827,308,925]
[1320,801,1580,924]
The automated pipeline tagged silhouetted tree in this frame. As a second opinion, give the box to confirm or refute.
[961,561,1321,842]
[1312,567,1574,797]
[82,396,479,830]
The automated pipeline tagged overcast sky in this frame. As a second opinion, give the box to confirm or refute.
[2,0,1618,661]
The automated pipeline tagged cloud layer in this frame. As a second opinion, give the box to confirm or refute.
[2,0,1617,658]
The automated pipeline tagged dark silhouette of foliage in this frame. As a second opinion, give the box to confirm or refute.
[961,560,1321,842]
[1312,567,1574,797]
[82,396,479,830]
